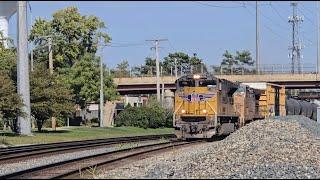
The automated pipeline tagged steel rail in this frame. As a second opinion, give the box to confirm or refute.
[0,140,202,179]
[0,134,175,163]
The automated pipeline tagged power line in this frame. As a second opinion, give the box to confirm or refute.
[300,2,317,17]
[192,1,241,8]
[232,1,270,7]
[269,3,314,46]
[297,7,315,26]
[269,3,288,23]
[167,39,177,52]
[109,41,147,45]
[242,4,288,41]
[246,2,288,30]
[108,44,148,47]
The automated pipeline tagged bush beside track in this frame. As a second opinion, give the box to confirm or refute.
[115,105,173,129]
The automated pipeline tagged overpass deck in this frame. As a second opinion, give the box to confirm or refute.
[114,73,320,94]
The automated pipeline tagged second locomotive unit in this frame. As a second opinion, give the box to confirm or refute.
[173,73,286,139]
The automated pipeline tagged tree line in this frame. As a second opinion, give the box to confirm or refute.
[0,7,118,133]
[113,50,255,77]
[0,6,256,133]
[113,52,205,77]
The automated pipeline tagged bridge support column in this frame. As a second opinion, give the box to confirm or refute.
[164,90,174,110]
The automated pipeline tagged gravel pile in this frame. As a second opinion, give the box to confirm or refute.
[275,115,320,138]
[101,116,320,179]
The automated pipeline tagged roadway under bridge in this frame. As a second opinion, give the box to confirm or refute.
[114,73,320,95]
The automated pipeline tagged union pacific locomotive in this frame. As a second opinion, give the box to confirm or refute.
[173,73,287,139]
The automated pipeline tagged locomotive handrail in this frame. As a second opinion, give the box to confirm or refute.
[173,102,184,126]
[206,101,218,123]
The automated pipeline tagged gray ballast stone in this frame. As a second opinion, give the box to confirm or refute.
[0,141,161,176]
[275,115,320,138]
[101,116,320,179]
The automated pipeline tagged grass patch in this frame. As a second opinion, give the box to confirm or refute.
[0,126,173,146]
[0,135,9,146]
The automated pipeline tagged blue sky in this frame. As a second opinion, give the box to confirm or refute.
[8,1,319,69]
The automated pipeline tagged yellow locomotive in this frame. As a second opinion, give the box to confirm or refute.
[173,73,286,139]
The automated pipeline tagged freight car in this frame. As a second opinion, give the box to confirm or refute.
[286,98,318,120]
[173,73,286,139]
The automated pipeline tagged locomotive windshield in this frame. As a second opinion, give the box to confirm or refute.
[199,80,216,87]
[178,80,195,87]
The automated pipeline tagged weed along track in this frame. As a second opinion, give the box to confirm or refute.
[0,140,204,179]
[0,134,174,164]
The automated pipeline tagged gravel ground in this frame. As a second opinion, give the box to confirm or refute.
[0,140,165,176]
[275,115,320,138]
[101,116,320,179]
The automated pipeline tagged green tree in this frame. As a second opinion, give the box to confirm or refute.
[0,33,17,82]
[235,50,254,66]
[235,50,255,74]
[162,52,204,75]
[29,6,111,69]
[31,65,74,131]
[60,53,118,108]
[30,7,118,114]
[115,60,129,77]
[220,50,238,74]
[140,57,157,76]
[219,50,254,75]
[0,72,24,133]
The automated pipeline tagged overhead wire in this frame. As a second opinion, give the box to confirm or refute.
[297,7,316,26]
[167,39,177,52]
[242,2,288,41]
[107,41,149,47]
[192,1,242,8]
[300,2,317,17]
[269,3,288,23]
[269,2,314,46]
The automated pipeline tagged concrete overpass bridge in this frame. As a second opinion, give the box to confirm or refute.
[114,73,320,95]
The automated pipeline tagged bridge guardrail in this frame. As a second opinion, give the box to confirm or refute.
[109,63,318,78]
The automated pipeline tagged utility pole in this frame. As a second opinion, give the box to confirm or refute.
[288,2,303,74]
[48,37,53,74]
[100,54,104,127]
[201,63,204,74]
[146,39,168,103]
[256,1,260,74]
[29,3,33,72]
[174,57,178,78]
[47,36,56,130]
[317,1,320,75]
[17,1,32,135]
[30,44,34,72]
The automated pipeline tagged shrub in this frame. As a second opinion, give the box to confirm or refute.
[115,96,174,129]
[115,106,170,129]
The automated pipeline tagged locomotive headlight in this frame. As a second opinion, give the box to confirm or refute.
[181,109,186,114]
[202,109,207,114]
[193,74,201,79]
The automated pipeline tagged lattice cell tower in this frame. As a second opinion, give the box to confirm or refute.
[288,2,304,74]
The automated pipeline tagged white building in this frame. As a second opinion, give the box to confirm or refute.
[0,1,17,48]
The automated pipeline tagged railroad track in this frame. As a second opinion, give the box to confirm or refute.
[0,134,175,164]
[0,140,203,179]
